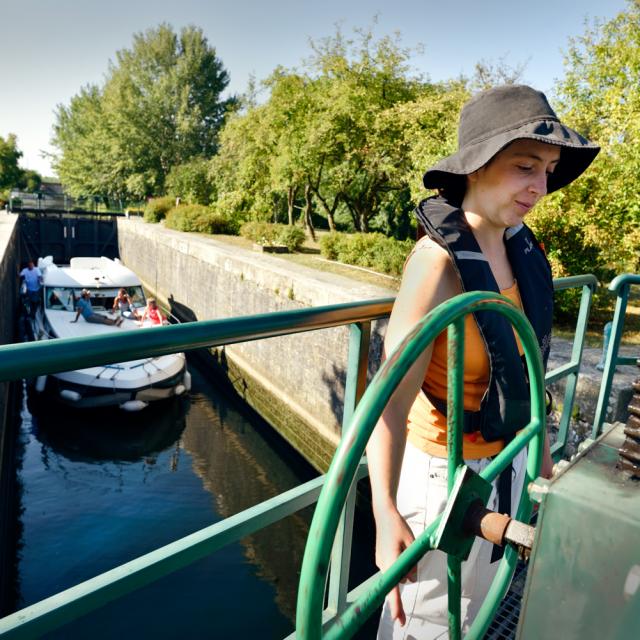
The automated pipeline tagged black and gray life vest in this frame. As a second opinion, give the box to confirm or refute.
[415,196,553,443]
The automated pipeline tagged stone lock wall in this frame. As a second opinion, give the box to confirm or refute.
[0,212,20,614]
[117,219,393,471]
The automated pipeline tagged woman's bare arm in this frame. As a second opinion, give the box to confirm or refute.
[366,241,459,625]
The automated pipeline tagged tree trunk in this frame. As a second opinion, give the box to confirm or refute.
[311,186,338,232]
[359,210,369,232]
[304,183,316,241]
[287,185,298,226]
[344,199,360,231]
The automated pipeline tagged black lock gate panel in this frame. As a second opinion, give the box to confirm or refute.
[19,210,120,264]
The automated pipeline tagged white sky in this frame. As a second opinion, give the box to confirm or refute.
[0,0,629,177]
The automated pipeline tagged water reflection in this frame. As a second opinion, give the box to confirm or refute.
[181,389,314,621]
[30,394,189,464]
[14,362,316,638]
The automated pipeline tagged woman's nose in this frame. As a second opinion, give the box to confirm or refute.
[528,170,548,197]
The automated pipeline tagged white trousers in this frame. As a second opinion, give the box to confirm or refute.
[377,443,527,640]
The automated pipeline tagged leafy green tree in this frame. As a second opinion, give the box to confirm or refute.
[165,157,215,205]
[529,0,640,284]
[52,85,121,197]
[212,26,430,235]
[300,27,423,232]
[17,169,42,192]
[53,24,233,198]
[210,99,277,225]
[0,134,23,191]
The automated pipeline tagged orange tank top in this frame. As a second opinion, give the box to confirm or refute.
[406,282,524,459]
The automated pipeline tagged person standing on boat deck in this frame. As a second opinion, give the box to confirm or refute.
[19,260,43,311]
[71,289,123,326]
[367,85,599,639]
[138,298,166,326]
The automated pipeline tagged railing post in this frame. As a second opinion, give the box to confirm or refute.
[327,321,371,616]
[552,281,595,459]
[446,317,465,640]
[592,283,629,438]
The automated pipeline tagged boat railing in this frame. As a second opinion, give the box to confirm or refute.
[0,273,628,638]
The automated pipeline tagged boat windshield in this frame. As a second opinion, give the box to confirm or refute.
[45,287,75,311]
[45,286,147,311]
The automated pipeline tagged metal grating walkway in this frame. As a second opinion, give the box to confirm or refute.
[485,559,527,639]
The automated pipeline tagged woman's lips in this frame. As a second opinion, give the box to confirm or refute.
[515,200,533,213]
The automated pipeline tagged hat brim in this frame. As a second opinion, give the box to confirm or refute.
[423,118,600,194]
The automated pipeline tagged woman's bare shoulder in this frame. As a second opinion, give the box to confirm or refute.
[393,237,460,319]
[404,237,453,281]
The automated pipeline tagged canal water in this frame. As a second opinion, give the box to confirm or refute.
[11,361,323,639]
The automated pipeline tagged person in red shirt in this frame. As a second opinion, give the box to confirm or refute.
[138,298,166,326]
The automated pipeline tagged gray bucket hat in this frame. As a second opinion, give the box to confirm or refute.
[423,84,600,194]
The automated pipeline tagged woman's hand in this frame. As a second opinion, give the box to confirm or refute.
[374,507,417,626]
[540,432,554,479]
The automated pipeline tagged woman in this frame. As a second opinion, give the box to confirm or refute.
[138,298,166,326]
[368,85,599,639]
[112,288,139,319]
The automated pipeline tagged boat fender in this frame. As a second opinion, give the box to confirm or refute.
[182,370,192,392]
[60,389,82,402]
[35,375,47,393]
[120,400,149,412]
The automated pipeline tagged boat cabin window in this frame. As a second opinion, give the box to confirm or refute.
[45,287,75,311]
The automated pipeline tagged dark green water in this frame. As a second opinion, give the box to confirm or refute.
[12,363,318,639]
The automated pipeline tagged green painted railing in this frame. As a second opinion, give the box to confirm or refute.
[546,275,598,459]
[0,298,391,639]
[295,292,546,640]
[0,275,599,637]
[592,273,640,437]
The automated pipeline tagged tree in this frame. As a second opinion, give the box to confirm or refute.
[0,134,23,191]
[52,84,122,197]
[528,0,640,285]
[300,27,424,232]
[212,27,423,234]
[17,169,42,192]
[165,157,216,205]
[53,24,234,198]
[210,99,278,224]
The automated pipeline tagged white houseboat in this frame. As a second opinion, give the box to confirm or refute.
[29,256,191,411]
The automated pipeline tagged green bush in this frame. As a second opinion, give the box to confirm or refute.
[240,222,306,252]
[276,225,306,252]
[143,196,175,223]
[319,232,413,276]
[164,205,238,234]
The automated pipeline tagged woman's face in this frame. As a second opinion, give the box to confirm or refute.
[464,139,561,229]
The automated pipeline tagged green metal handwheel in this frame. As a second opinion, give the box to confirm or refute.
[296,291,547,640]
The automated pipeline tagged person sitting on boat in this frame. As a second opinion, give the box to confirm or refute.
[112,288,139,319]
[138,298,167,326]
[71,289,123,326]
